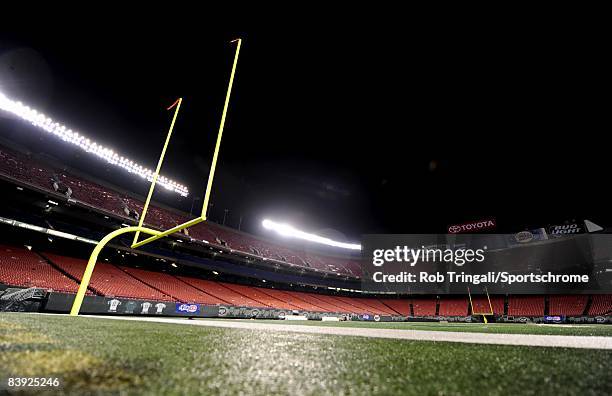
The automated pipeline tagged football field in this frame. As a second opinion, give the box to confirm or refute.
[1,313,611,395]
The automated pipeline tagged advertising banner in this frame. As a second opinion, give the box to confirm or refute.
[44,294,219,317]
[175,303,200,314]
[448,219,496,234]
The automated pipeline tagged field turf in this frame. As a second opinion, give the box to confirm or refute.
[1,313,611,395]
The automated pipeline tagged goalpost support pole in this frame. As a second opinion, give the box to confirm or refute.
[70,226,161,316]
[131,97,183,248]
[70,39,243,316]
[468,287,492,324]
[132,38,242,249]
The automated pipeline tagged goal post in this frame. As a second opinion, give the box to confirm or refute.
[70,39,242,316]
[131,38,242,249]
[468,286,494,324]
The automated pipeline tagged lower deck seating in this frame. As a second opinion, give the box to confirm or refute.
[438,297,468,316]
[412,298,437,316]
[306,294,359,312]
[257,288,326,311]
[0,245,79,293]
[357,298,398,315]
[286,291,345,312]
[507,295,544,317]
[45,254,173,301]
[470,296,505,315]
[588,295,612,316]
[327,296,376,314]
[380,299,411,316]
[548,295,588,316]
[120,267,226,305]
[219,283,297,310]
[178,278,262,307]
[2,246,610,317]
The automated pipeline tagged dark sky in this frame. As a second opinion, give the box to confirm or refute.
[0,11,608,240]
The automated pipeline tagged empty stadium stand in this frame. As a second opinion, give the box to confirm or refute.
[588,295,612,316]
[1,245,611,318]
[548,295,588,316]
[0,145,361,278]
[507,295,544,317]
[44,253,173,301]
[286,291,344,312]
[257,288,328,312]
[0,245,79,293]
[119,267,226,305]
[470,296,505,315]
[220,283,298,310]
[412,298,437,316]
[380,299,411,316]
[438,297,468,316]
[178,277,262,307]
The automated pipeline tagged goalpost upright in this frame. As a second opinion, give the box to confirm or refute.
[70,39,242,316]
[467,286,494,324]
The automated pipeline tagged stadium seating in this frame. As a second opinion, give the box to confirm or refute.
[438,297,469,316]
[304,294,360,312]
[2,243,611,318]
[588,295,612,316]
[548,295,587,316]
[0,144,362,278]
[0,245,79,293]
[327,296,374,313]
[507,295,544,317]
[380,299,411,316]
[351,297,397,315]
[44,253,174,301]
[285,291,345,312]
[177,278,263,307]
[470,296,505,315]
[119,267,226,305]
[256,288,327,312]
[411,298,437,316]
[219,283,298,310]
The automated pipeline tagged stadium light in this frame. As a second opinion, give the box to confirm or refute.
[261,219,361,250]
[0,90,189,196]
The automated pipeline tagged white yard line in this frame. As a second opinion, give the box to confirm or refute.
[71,314,612,350]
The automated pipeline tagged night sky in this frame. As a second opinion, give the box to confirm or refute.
[0,12,608,240]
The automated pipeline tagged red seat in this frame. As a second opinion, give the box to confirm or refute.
[120,267,225,305]
[470,296,504,315]
[549,295,587,316]
[507,295,544,317]
[588,295,612,316]
[438,297,468,316]
[412,298,437,316]
[45,253,173,301]
[0,245,79,293]
[380,299,411,316]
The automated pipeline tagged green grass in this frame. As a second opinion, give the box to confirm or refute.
[0,313,611,395]
[209,318,612,336]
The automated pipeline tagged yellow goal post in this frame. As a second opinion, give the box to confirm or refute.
[70,39,242,316]
[467,286,494,324]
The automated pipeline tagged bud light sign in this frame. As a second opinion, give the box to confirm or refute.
[175,303,200,314]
